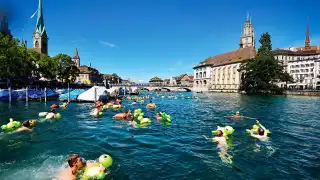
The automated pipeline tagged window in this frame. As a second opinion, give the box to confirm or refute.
[199,72,202,78]
[196,73,198,79]
[203,71,206,78]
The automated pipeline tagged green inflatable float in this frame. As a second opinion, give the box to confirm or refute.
[1,118,21,131]
[80,154,113,180]
[246,124,271,135]
[55,113,62,119]
[212,126,235,137]
[133,109,151,126]
[160,112,171,122]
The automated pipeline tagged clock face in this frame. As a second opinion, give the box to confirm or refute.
[35,33,39,38]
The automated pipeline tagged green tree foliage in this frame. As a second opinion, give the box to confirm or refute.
[239,32,293,94]
[0,33,80,85]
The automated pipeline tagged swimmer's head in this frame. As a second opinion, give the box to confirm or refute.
[258,128,265,136]
[67,154,86,169]
[157,112,161,116]
[150,101,152,103]
[216,130,223,137]
[236,111,240,116]
[134,100,137,102]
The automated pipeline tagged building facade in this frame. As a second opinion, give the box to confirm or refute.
[149,77,163,86]
[273,25,320,89]
[273,25,320,90]
[31,0,48,55]
[193,15,256,92]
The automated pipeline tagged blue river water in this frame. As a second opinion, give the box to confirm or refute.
[0,92,319,180]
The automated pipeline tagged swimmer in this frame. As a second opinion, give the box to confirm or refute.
[46,109,57,119]
[93,105,103,117]
[113,110,131,120]
[146,101,156,109]
[115,98,121,105]
[250,120,269,141]
[15,120,37,132]
[128,96,132,100]
[57,154,105,180]
[225,111,254,120]
[156,112,162,120]
[203,130,233,163]
[128,116,137,127]
[132,100,137,105]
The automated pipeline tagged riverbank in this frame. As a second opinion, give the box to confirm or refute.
[285,90,320,96]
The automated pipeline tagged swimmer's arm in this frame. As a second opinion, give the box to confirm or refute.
[258,123,267,131]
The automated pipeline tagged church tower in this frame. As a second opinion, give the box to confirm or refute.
[239,13,255,49]
[72,48,80,68]
[0,9,11,36]
[32,0,48,55]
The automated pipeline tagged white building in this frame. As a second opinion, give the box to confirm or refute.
[273,24,320,90]
[193,15,256,92]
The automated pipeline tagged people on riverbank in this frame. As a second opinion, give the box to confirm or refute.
[15,120,37,132]
[57,154,106,180]
[113,110,131,120]
[249,120,269,141]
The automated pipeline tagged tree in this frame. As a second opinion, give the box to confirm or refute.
[52,54,79,83]
[239,32,293,94]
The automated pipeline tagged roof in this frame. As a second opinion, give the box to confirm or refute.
[273,47,320,56]
[149,76,163,82]
[73,48,80,59]
[79,65,90,73]
[176,74,188,81]
[194,46,256,69]
[103,73,119,78]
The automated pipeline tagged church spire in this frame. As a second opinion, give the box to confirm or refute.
[73,48,80,68]
[35,0,46,35]
[305,20,310,49]
[73,48,80,59]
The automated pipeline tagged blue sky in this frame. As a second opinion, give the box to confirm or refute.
[5,0,320,82]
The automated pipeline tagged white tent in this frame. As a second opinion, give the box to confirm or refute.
[77,86,109,102]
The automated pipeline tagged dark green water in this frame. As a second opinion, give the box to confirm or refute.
[0,93,319,180]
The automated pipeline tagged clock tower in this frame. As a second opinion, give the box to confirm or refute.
[32,0,48,55]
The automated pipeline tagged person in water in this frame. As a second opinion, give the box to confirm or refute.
[93,104,103,117]
[128,116,137,127]
[15,120,37,132]
[59,101,70,108]
[46,109,57,119]
[146,101,156,109]
[203,130,233,163]
[57,154,105,180]
[250,120,269,141]
[115,98,121,105]
[132,100,137,105]
[156,112,162,120]
[113,110,131,120]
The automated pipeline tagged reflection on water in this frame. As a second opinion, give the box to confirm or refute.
[0,93,319,180]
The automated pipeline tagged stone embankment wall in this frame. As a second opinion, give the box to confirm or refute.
[285,91,320,96]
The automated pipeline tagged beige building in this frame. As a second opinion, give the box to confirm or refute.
[193,15,256,92]
[273,24,320,90]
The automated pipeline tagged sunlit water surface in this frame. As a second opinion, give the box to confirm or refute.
[0,92,319,180]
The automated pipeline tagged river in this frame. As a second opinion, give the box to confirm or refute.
[0,92,319,180]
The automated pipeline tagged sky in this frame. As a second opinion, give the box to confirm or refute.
[3,0,320,83]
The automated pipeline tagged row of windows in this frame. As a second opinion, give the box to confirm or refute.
[290,63,314,68]
[276,55,320,61]
[290,69,314,73]
[294,74,314,79]
[195,72,207,79]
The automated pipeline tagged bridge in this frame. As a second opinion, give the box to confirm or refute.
[109,84,193,92]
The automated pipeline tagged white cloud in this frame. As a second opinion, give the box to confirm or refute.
[99,40,117,48]
[138,80,144,82]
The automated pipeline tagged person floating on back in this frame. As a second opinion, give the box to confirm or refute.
[15,120,37,132]
[225,111,254,120]
[113,110,131,120]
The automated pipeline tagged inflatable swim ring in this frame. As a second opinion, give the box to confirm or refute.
[212,126,235,137]
[246,124,271,135]
[55,113,61,119]
[1,118,21,131]
[80,154,113,180]
[140,118,151,124]
[38,112,48,117]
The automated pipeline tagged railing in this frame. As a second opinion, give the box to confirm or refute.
[109,84,193,87]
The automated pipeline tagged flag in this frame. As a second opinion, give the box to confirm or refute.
[30,9,38,19]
